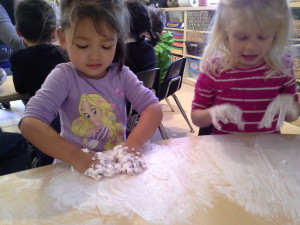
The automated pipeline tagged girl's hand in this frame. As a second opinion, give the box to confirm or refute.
[208,103,245,130]
[81,145,147,181]
[110,145,147,175]
[258,94,299,130]
[82,149,117,181]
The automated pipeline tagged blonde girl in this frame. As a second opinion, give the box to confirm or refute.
[191,0,300,135]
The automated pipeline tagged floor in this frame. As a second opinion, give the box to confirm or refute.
[1,83,300,141]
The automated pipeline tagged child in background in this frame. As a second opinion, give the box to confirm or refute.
[125,0,159,74]
[0,0,24,74]
[191,0,300,135]
[0,0,26,109]
[11,0,68,100]
[10,0,68,167]
[148,6,174,86]
[20,0,162,179]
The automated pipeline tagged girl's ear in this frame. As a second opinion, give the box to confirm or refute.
[56,28,67,49]
[15,26,23,38]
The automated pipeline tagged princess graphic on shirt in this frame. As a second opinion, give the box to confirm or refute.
[71,94,123,151]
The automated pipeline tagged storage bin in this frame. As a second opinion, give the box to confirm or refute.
[186,31,208,43]
[187,58,200,71]
[187,10,214,31]
[293,57,300,80]
[188,67,200,79]
[186,31,203,43]
[166,11,183,23]
[165,21,184,29]
[292,20,300,37]
[185,41,206,56]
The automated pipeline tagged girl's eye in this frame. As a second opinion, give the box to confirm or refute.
[91,108,97,115]
[75,44,88,49]
[258,36,268,40]
[102,46,112,50]
[236,36,247,41]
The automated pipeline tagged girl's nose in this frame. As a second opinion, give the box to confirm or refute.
[245,40,258,51]
[89,48,101,60]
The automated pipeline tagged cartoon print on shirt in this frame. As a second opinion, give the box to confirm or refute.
[71,94,124,151]
[111,88,125,111]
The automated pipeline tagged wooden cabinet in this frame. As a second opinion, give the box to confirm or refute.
[163,2,300,86]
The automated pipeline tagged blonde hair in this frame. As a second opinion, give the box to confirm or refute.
[72,94,123,150]
[201,0,294,77]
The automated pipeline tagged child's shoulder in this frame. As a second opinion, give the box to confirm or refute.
[201,56,223,75]
[109,63,133,75]
[108,64,142,84]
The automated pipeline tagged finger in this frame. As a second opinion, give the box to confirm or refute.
[212,117,222,130]
[220,117,229,124]
[225,108,243,129]
[237,122,245,131]
[276,104,287,130]
[259,106,277,129]
[234,115,245,130]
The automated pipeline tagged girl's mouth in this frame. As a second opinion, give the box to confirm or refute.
[87,64,101,69]
[242,55,257,61]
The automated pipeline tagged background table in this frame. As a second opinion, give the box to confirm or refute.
[0,134,300,225]
[0,76,29,103]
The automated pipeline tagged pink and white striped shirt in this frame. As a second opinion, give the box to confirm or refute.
[192,62,298,134]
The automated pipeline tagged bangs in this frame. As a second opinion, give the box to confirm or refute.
[222,5,281,32]
[69,9,118,40]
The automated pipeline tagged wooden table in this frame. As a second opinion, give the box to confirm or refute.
[1,134,300,225]
[0,76,29,103]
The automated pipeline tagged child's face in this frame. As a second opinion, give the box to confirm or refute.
[226,23,275,69]
[58,18,117,79]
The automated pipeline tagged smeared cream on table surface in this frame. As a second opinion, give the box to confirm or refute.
[1,135,300,225]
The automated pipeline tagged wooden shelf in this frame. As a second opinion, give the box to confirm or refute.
[162,6,216,11]
[165,27,184,31]
[186,54,202,60]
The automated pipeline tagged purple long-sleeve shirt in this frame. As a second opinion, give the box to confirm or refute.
[24,62,158,152]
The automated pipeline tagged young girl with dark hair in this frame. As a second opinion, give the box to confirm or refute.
[125,0,159,73]
[20,0,163,180]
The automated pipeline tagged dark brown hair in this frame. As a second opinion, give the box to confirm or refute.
[59,0,130,70]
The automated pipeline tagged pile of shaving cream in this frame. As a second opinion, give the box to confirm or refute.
[82,145,146,181]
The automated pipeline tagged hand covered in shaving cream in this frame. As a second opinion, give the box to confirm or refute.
[83,145,146,181]
[258,94,299,130]
[83,149,117,181]
[110,145,147,175]
[208,103,245,131]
